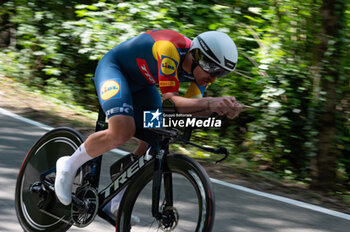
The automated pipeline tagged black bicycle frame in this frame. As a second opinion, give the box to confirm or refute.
[87,107,171,226]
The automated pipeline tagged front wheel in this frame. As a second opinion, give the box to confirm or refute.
[15,127,85,232]
[116,154,215,232]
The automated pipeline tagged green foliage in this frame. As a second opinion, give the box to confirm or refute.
[0,0,349,188]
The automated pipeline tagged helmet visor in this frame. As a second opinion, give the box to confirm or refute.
[198,51,230,78]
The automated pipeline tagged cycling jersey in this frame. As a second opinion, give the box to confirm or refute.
[94,29,208,126]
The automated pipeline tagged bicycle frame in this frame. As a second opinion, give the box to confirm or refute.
[88,106,228,227]
[84,107,173,226]
[36,105,226,229]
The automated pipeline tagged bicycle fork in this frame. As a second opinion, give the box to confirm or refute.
[152,147,173,220]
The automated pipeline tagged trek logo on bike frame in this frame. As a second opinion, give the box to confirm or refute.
[101,149,153,198]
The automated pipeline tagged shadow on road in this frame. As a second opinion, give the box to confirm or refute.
[0,113,45,231]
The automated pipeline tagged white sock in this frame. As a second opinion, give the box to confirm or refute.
[61,143,93,174]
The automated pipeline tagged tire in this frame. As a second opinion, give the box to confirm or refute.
[15,127,85,232]
[116,154,215,232]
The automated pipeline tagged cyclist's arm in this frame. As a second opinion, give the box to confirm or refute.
[163,92,241,119]
[163,92,212,115]
[176,81,212,116]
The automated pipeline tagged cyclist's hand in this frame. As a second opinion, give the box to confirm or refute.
[208,97,242,119]
[227,101,242,119]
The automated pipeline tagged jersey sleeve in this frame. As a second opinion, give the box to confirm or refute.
[152,41,180,94]
[184,81,208,98]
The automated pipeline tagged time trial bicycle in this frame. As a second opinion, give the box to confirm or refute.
[15,106,229,232]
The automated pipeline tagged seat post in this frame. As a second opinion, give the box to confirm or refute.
[91,77,107,132]
[96,106,107,132]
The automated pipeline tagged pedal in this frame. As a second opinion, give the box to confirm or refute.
[29,182,47,198]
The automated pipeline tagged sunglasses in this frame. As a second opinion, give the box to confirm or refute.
[197,52,230,78]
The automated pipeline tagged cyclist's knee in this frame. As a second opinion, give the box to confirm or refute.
[105,133,132,150]
[106,115,135,149]
[133,139,149,156]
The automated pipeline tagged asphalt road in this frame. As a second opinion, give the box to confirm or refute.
[1,108,350,232]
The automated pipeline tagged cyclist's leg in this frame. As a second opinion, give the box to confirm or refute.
[108,86,162,180]
[133,139,149,156]
[84,115,135,156]
[55,53,136,205]
[105,85,162,222]
[132,85,162,147]
[89,50,136,157]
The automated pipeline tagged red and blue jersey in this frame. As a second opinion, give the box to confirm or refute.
[110,29,207,98]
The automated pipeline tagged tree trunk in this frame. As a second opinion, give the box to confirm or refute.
[310,0,347,190]
[0,1,13,48]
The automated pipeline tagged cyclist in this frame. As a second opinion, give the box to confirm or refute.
[55,29,241,211]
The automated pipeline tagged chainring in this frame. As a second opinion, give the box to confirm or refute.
[71,186,99,227]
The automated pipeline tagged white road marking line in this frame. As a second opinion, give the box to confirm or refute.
[0,107,53,131]
[210,178,350,221]
[0,108,129,156]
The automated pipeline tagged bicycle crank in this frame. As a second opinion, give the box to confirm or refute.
[71,186,99,227]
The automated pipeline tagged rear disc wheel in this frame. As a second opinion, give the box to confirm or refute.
[15,127,85,232]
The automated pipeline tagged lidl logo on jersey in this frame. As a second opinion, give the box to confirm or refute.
[100,79,121,101]
[143,109,163,128]
[160,56,177,76]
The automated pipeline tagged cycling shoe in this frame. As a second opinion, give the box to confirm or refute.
[54,156,75,205]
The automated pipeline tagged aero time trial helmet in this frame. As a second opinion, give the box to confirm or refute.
[190,31,238,78]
